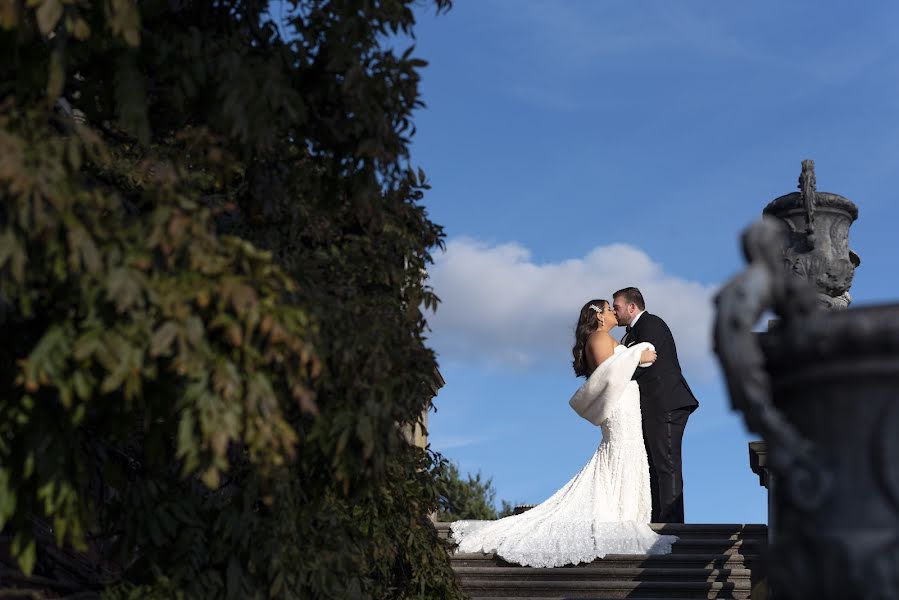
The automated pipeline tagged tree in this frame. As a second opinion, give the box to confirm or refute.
[0,0,460,598]
[436,462,516,522]
[437,463,499,522]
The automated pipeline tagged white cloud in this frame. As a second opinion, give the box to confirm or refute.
[426,237,719,382]
[428,434,492,451]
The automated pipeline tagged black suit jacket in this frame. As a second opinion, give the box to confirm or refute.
[624,312,698,415]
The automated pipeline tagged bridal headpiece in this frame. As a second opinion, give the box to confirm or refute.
[589,304,602,313]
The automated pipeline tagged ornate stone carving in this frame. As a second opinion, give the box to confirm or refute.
[763,160,860,309]
[715,217,899,599]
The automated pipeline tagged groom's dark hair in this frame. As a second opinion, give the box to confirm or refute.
[613,287,645,311]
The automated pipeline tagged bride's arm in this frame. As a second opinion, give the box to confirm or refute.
[622,342,657,372]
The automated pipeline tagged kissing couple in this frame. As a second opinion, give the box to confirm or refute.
[450,287,699,568]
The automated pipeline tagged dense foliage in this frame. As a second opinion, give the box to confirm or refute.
[436,462,514,522]
[0,0,461,598]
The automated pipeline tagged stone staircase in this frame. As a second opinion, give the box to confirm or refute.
[435,522,767,599]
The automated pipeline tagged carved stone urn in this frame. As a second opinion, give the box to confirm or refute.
[715,218,899,599]
[763,160,860,309]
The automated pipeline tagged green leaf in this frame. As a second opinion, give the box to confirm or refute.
[0,229,16,267]
[15,537,36,575]
[108,0,140,46]
[269,570,284,597]
[66,135,82,170]
[70,16,90,40]
[106,267,143,312]
[35,0,62,35]
[10,243,26,282]
[73,331,101,361]
[0,469,16,527]
[185,316,204,346]
[100,348,133,393]
[47,46,65,100]
[72,370,91,400]
[200,467,220,489]
[150,321,179,357]
[0,0,21,29]
[67,223,101,275]
[71,403,85,425]
[37,480,56,513]
[23,452,34,478]
[53,513,68,546]
[0,229,27,283]
[176,410,198,470]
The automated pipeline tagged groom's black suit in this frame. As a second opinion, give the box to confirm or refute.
[623,312,698,523]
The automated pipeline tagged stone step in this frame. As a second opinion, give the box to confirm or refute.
[450,538,763,563]
[650,524,767,541]
[435,522,767,542]
[669,538,763,556]
[466,598,752,600]
[451,552,759,569]
[441,522,766,599]
[459,578,752,598]
[455,565,753,582]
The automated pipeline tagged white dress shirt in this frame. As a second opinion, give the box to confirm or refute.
[629,310,646,330]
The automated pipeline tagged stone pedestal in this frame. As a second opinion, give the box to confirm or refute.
[749,441,774,548]
[745,161,861,554]
[716,211,899,598]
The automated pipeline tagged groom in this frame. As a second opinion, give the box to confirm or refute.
[612,287,698,523]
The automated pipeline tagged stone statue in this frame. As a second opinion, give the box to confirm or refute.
[763,160,860,309]
[715,218,899,599]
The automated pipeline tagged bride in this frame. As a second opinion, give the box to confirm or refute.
[449,298,677,568]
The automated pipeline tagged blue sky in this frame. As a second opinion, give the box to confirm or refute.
[405,1,899,524]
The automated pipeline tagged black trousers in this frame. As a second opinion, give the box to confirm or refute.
[642,406,691,523]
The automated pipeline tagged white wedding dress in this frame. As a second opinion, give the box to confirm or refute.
[450,343,677,568]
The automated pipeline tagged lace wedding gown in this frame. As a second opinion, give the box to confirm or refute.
[450,343,677,568]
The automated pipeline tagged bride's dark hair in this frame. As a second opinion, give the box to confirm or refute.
[572,299,607,378]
